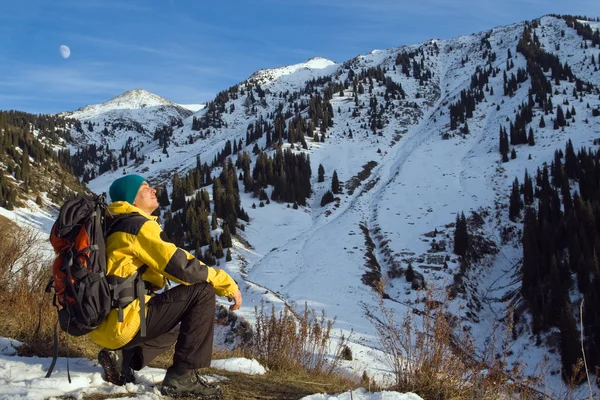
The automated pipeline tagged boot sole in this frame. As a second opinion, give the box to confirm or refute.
[160,385,223,400]
[98,350,125,386]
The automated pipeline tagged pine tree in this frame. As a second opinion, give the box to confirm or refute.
[539,115,546,128]
[220,223,232,248]
[556,105,566,127]
[509,178,522,221]
[211,211,218,230]
[559,302,583,384]
[159,184,170,207]
[564,139,577,180]
[453,212,469,257]
[215,241,224,259]
[528,128,535,146]
[171,173,186,212]
[321,191,334,206]
[523,170,534,205]
[332,170,340,194]
[318,164,325,183]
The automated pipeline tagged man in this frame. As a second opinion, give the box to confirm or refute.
[92,174,242,399]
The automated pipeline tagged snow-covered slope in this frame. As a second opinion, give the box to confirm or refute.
[248,56,338,88]
[178,103,206,112]
[72,89,182,113]
[60,89,192,151]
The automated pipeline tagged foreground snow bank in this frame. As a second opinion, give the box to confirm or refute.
[0,336,423,400]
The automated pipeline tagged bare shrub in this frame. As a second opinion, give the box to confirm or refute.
[250,301,349,375]
[0,217,48,291]
[0,218,60,353]
[365,289,546,399]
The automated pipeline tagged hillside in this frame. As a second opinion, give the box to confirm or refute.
[2,14,600,396]
[0,110,87,210]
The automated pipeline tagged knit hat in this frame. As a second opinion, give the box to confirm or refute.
[109,174,146,204]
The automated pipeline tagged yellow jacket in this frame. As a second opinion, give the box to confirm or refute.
[89,201,238,349]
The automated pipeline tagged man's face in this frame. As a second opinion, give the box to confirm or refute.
[133,182,159,213]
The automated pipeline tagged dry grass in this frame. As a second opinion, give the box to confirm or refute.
[248,301,350,375]
[66,367,358,400]
[0,217,99,359]
[365,289,548,400]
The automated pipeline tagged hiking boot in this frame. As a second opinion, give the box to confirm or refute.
[161,366,223,399]
[97,348,135,386]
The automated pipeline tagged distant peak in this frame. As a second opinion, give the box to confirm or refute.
[106,89,172,106]
[301,57,336,68]
[305,56,335,63]
[248,57,337,85]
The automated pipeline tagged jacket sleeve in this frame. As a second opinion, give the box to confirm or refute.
[133,219,238,298]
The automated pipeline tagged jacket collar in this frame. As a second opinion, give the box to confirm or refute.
[107,201,158,221]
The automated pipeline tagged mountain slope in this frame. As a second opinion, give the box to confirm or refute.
[62,89,192,159]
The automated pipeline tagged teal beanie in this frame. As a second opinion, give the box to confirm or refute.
[109,174,146,204]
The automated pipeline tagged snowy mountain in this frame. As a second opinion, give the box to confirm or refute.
[248,56,338,87]
[3,14,600,397]
[59,89,192,154]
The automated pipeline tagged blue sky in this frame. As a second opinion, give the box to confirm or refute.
[1,0,599,114]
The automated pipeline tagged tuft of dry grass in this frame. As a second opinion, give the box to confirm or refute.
[249,301,349,375]
[365,289,549,399]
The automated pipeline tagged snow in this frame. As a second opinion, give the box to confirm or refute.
[577,19,600,33]
[69,89,184,114]
[210,357,265,375]
[248,56,338,87]
[178,103,206,112]
[300,389,423,400]
[0,338,422,400]
[58,88,193,153]
[2,14,600,399]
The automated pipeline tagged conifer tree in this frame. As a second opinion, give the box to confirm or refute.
[171,173,186,212]
[211,211,218,230]
[159,184,170,207]
[523,170,534,205]
[509,178,522,221]
[318,164,325,183]
[528,128,535,146]
[556,105,566,127]
[332,170,340,194]
[321,190,334,206]
[453,212,469,257]
[559,302,583,383]
[220,223,232,248]
[564,139,577,180]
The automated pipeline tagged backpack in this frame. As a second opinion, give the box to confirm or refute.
[45,194,148,380]
[47,194,111,337]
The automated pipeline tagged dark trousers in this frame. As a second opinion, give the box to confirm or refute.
[122,282,216,371]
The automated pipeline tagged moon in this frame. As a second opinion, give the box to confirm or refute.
[59,45,71,59]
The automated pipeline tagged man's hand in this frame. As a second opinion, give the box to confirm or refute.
[229,289,242,311]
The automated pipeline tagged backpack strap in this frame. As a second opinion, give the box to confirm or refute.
[106,265,150,337]
[136,265,149,337]
[44,308,60,379]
